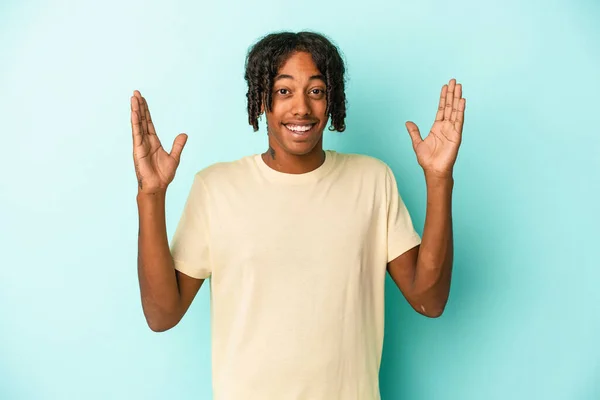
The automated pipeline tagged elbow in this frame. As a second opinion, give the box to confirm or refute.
[144,310,180,332]
[147,321,176,332]
[422,307,445,318]
[416,301,447,318]
[141,298,183,332]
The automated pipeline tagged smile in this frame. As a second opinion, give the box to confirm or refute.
[284,123,316,135]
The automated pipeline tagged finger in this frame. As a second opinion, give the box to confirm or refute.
[170,133,188,163]
[405,121,423,150]
[137,92,162,148]
[131,96,143,147]
[443,79,456,121]
[143,96,157,135]
[435,85,447,121]
[450,83,462,122]
[133,91,148,137]
[454,98,466,134]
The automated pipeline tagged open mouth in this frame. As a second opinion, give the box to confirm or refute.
[283,123,317,136]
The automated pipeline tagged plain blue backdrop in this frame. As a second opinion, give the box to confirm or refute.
[1,0,599,399]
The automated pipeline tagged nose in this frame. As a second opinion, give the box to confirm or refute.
[291,93,311,117]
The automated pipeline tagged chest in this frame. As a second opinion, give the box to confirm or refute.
[208,179,387,280]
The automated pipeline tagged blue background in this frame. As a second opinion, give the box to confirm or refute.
[1,0,599,398]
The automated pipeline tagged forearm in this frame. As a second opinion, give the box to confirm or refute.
[137,190,182,331]
[412,174,454,315]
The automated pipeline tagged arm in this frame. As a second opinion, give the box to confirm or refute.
[130,90,201,332]
[387,78,466,318]
[387,174,453,318]
[137,190,203,332]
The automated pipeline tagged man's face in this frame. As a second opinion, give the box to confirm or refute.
[263,51,329,157]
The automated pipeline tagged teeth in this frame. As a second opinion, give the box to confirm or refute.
[286,124,313,132]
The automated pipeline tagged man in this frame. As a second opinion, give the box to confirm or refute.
[132,31,465,400]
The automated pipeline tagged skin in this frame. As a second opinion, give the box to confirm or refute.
[131,49,465,331]
[387,79,466,317]
[260,51,329,174]
[131,92,202,332]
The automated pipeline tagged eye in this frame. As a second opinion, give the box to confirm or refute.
[311,89,322,94]
[277,88,289,95]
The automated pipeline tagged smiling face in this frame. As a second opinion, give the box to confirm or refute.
[263,51,329,158]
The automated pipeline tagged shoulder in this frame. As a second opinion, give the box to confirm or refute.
[334,151,392,177]
[193,154,257,185]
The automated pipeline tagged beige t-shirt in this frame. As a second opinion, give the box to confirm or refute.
[170,150,421,400]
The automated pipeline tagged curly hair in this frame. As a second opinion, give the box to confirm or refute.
[244,31,347,133]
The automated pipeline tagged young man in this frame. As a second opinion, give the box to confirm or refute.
[132,31,465,400]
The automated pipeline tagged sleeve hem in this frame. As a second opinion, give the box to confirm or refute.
[173,259,211,280]
[387,234,422,263]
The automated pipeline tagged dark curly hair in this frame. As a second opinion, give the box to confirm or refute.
[244,31,347,133]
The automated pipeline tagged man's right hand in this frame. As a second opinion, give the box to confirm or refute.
[131,90,188,194]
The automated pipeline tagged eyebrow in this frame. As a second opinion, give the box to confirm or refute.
[274,74,326,83]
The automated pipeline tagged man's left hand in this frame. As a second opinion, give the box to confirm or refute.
[405,78,466,178]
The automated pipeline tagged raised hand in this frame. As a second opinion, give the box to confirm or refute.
[131,90,188,194]
[405,79,466,178]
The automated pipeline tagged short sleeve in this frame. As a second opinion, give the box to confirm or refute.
[170,173,213,279]
[385,166,422,263]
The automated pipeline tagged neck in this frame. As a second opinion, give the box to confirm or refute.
[261,146,326,174]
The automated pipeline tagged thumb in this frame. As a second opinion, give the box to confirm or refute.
[405,121,422,150]
[170,133,188,163]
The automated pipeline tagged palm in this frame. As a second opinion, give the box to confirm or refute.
[130,91,187,193]
[406,79,466,176]
[135,138,178,189]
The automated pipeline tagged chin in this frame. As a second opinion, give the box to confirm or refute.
[284,139,322,156]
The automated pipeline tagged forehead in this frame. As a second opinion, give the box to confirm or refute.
[277,51,322,77]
